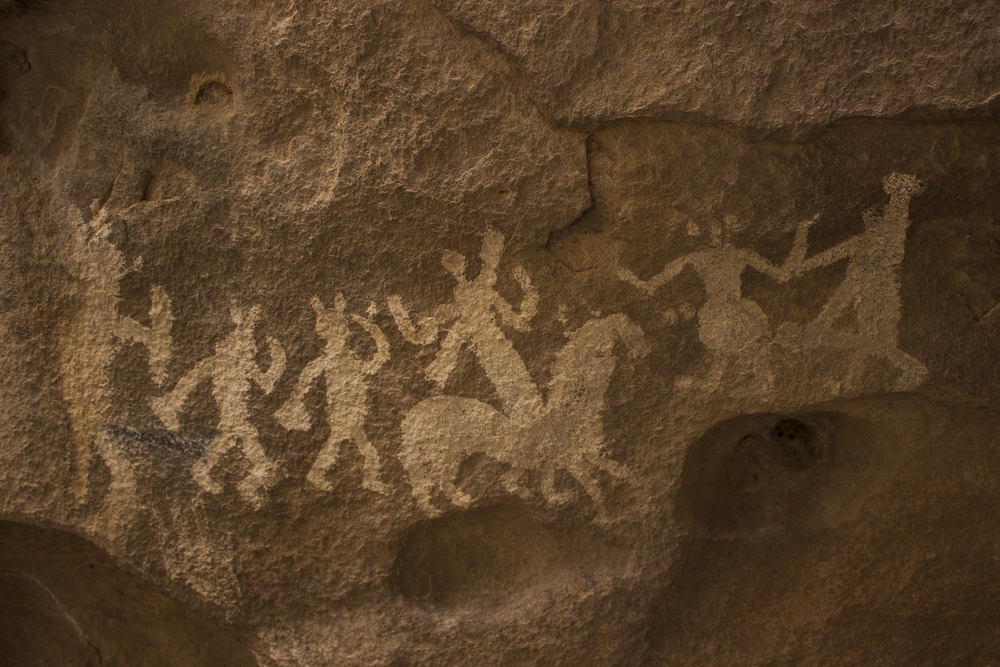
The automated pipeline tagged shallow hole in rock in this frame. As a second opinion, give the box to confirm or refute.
[0,520,256,667]
[392,504,626,606]
[675,411,838,534]
[194,80,232,105]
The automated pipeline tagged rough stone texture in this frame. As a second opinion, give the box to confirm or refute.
[2,0,1000,665]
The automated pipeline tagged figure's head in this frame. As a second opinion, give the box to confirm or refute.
[882,173,922,199]
[311,294,349,344]
[707,219,725,247]
[229,300,261,328]
[862,173,922,231]
[441,250,466,280]
[706,214,743,247]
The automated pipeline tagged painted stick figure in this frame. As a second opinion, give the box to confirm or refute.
[390,228,542,423]
[275,295,390,493]
[791,173,921,349]
[151,302,286,507]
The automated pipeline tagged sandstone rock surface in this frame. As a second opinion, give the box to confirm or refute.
[2,1,1000,665]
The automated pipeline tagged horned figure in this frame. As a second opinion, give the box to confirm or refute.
[275,295,390,493]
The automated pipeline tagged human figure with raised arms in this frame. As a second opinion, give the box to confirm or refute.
[781,172,927,388]
[151,302,285,507]
[275,295,390,493]
[617,215,800,390]
[389,228,541,423]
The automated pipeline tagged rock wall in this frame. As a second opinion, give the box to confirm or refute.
[2,1,1000,665]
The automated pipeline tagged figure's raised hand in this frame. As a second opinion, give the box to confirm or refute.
[781,214,821,280]
[151,395,181,431]
[275,395,311,432]
[388,294,439,345]
[255,336,286,394]
[614,256,658,297]
[512,265,538,326]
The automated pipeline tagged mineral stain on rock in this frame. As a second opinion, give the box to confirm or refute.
[106,423,213,457]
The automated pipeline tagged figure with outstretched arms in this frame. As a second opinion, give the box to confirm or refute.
[785,173,921,350]
[779,173,926,388]
[389,227,542,423]
[616,217,806,390]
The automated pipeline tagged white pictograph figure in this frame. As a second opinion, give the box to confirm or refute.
[275,295,390,493]
[151,302,286,507]
[617,216,799,389]
[59,195,173,498]
[399,313,649,519]
[783,173,927,388]
[389,228,542,423]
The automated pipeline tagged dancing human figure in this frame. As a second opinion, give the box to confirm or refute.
[783,173,926,387]
[617,217,801,389]
[275,295,390,493]
[151,302,286,507]
[389,228,542,423]
[59,188,173,499]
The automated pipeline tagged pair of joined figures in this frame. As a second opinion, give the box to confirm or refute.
[616,172,927,394]
[150,295,389,506]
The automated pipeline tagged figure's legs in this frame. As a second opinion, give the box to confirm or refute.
[588,455,629,479]
[307,432,346,491]
[236,428,277,507]
[801,282,857,342]
[418,452,471,509]
[752,344,775,393]
[191,433,234,495]
[99,435,137,536]
[856,281,901,350]
[502,467,535,501]
[881,346,928,391]
[567,461,608,521]
[539,466,572,505]
[410,479,440,517]
[844,350,871,393]
[441,477,472,509]
[703,355,728,392]
[425,331,463,389]
[472,330,542,422]
[349,423,387,494]
[673,352,724,392]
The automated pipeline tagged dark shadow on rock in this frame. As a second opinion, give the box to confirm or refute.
[650,394,1000,665]
[0,520,257,667]
[392,503,626,607]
